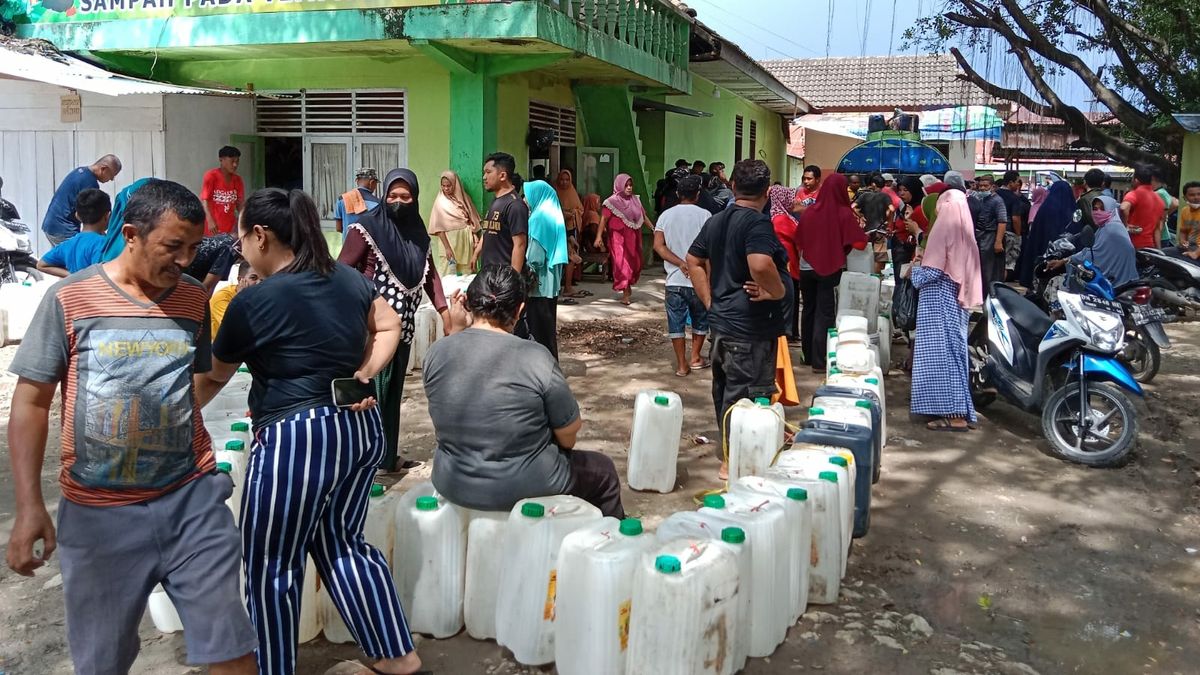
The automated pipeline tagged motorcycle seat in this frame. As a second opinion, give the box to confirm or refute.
[992,283,1054,338]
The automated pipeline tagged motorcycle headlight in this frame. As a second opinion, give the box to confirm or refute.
[1060,294,1123,352]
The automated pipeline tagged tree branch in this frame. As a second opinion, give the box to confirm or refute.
[1083,0,1178,76]
[998,0,1155,132]
[950,47,1052,117]
[1100,21,1174,115]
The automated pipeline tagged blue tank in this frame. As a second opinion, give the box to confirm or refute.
[795,422,876,538]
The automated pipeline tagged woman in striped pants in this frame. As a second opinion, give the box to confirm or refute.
[197,188,426,674]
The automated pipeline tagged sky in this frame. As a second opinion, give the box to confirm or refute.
[689,0,1098,109]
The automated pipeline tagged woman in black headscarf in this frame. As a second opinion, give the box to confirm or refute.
[340,168,449,472]
[893,176,928,286]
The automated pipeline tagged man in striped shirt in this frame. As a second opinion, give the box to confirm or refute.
[6,180,257,674]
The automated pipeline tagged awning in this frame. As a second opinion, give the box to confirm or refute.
[0,41,247,97]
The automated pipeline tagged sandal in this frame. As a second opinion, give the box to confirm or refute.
[926,418,969,432]
[690,358,711,370]
[559,297,579,305]
[577,290,594,297]
[674,368,690,377]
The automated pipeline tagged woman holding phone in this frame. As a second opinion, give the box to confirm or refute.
[195,188,426,675]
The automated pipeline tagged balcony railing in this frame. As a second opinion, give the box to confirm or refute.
[445,0,691,70]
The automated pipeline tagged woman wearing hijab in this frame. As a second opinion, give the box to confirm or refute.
[595,173,653,305]
[522,179,569,358]
[920,180,948,229]
[1050,195,1138,287]
[1027,185,1049,224]
[911,190,982,432]
[428,170,480,275]
[339,168,450,472]
[1018,180,1077,287]
[100,177,154,262]
[793,173,868,370]
[768,185,801,340]
[554,170,587,299]
[198,188,426,675]
[894,177,928,286]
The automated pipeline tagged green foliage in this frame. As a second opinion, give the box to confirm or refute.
[903,0,1197,177]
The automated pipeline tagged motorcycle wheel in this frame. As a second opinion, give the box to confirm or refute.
[1121,329,1160,383]
[1041,381,1137,467]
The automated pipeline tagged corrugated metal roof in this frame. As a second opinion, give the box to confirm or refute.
[761,54,992,111]
[0,41,247,97]
[667,0,811,115]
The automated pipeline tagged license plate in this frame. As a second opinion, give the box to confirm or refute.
[1081,295,1121,314]
[1131,305,1166,326]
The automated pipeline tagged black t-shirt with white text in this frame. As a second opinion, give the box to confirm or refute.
[688,205,793,341]
[480,191,530,269]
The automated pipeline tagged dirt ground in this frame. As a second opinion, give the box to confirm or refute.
[1,273,1198,675]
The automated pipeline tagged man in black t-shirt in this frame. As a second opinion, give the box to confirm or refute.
[474,152,529,272]
[996,170,1031,279]
[687,159,791,479]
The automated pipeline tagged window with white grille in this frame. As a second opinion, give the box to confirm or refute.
[255,90,406,135]
[529,100,578,146]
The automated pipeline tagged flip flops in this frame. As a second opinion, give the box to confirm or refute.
[927,418,969,432]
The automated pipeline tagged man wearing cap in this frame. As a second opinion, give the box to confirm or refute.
[333,168,380,238]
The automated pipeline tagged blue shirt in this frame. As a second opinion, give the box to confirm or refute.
[42,167,99,238]
[333,187,380,238]
[40,231,106,274]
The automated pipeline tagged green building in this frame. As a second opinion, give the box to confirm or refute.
[16,0,808,231]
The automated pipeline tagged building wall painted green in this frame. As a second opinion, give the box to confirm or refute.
[647,74,790,186]
[1183,133,1200,195]
[163,54,452,217]
[495,72,577,175]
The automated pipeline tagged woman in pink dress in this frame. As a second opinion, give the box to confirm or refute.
[593,173,653,305]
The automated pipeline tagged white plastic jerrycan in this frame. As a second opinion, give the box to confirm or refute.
[393,483,468,639]
[495,496,603,666]
[826,370,887,441]
[731,475,814,623]
[698,493,790,657]
[321,483,400,644]
[836,311,873,340]
[766,467,841,604]
[147,584,184,633]
[627,390,684,493]
[554,517,656,675]
[463,509,509,640]
[407,304,444,373]
[627,537,741,675]
[728,397,785,482]
[656,514,750,673]
[835,342,878,374]
[775,449,854,577]
[214,439,248,515]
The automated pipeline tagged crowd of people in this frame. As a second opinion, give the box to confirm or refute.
[6,140,1197,674]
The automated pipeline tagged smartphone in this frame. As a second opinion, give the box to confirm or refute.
[331,377,376,408]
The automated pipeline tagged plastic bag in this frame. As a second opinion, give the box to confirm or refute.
[892,277,918,331]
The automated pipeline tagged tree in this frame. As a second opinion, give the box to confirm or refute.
[905,0,1200,184]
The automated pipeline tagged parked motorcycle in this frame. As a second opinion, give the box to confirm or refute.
[1135,248,1200,322]
[1031,237,1167,383]
[970,266,1142,468]
[0,218,42,285]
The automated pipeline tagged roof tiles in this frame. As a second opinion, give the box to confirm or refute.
[760,54,992,111]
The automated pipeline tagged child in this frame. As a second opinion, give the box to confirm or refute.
[37,188,111,277]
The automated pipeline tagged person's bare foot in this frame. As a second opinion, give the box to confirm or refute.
[718,462,728,481]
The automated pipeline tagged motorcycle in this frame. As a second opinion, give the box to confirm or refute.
[1031,237,1168,383]
[970,267,1142,468]
[1135,248,1200,323]
[0,218,42,285]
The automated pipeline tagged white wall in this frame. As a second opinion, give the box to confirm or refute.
[0,79,166,255]
[163,94,255,197]
[948,140,974,178]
